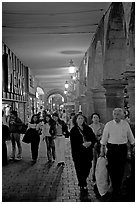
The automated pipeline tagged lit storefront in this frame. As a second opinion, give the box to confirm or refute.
[2,42,28,123]
[27,68,37,121]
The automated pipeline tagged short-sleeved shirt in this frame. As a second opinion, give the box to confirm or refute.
[100,119,135,145]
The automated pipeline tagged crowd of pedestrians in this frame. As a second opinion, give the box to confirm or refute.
[2,107,135,202]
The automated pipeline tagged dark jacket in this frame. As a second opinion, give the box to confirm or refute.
[2,124,10,143]
[70,124,96,162]
[9,117,23,133]
[56,119,70,138]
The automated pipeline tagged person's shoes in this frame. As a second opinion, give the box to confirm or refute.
[31,159,37,164]
[48,159,52,163]
[15,156,22,161]
[57,162,65,166]
[9,156,15,161]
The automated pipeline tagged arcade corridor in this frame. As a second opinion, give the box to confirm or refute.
[2,2,135,202]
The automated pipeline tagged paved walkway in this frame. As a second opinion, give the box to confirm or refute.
[2,137,99,202]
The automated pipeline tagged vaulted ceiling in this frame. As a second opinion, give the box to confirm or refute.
[2,2,111,92]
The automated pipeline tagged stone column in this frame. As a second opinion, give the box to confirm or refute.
[123,70,135,123]
[74,98,80,113]
[103,79,127,122]
[92,87,107,124]
[79,95,87,116]
[85,90,94,124]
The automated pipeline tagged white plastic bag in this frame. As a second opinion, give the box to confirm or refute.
[95,157,111,196]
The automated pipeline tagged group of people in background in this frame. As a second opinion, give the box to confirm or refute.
[2,107,135,201]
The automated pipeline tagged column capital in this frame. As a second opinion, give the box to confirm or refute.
[122,70,135,79]
[103,79,127,89]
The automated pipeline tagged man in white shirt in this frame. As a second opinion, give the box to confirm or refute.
[100,108,135,201]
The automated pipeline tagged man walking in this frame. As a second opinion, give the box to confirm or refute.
[9,110,23,160]
[100,108,135,201]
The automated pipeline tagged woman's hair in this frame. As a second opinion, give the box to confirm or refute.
[10,110,18,118]
[91,113,100,121]
[52,112,59,118]
[44,114,55,125]
[70,112,75,118]
[30,114,39,124]
[72,113,86,126]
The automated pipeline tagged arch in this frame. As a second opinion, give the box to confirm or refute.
[104,2,127,80]
[44,89,67,108]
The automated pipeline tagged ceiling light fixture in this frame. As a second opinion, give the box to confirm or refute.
[65,81,69,89]
[69,59,76,74]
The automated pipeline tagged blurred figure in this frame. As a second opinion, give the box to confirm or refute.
[89,113,104,184]
[52,112,69,166]
[70,113,96,194]
[42,114,56,162]
[2,110,10,165]
[9,110,23,161]
[28,114,42,163]
[37,112,42,122]
[100,108,135,201]
[42,110,48,121]
[61,109,67,123]
[68,112,75,131]
[2,109,8,126]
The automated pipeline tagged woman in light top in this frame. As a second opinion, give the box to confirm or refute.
[42,114,56,162]
[28,114,42,163]
[89,113,104,183]
[52,112,69,166]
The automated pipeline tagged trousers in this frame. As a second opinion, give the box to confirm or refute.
[45,136,55,161]
[54,136,65,163]
[107,143,127,193]
[11,133,22,158]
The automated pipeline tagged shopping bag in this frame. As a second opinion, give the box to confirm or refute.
[95,157,111,196]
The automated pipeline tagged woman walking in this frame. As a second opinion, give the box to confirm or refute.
[42,114,56,162]
[52,112,69,166]
[28,114,42,163]
[89,113,104,183]
[70,113,96,193]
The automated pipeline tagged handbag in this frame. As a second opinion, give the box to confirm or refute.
[22,128,34,143]
[18,123,28,134]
